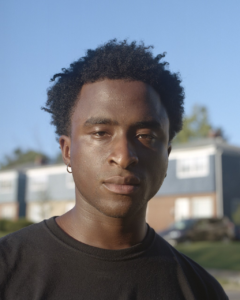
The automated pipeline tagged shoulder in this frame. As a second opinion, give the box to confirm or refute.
[154,234,228,300]
[0,220,49,261]
[0,220,52,282]
[0,220,46,246]
[0,220,55,296]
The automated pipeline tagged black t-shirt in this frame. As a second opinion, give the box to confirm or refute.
[0,217,228,300]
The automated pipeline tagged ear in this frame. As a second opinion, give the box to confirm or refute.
[59,135,71,165]
[167,143,172,157]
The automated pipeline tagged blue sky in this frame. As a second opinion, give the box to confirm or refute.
[1,0,240,161]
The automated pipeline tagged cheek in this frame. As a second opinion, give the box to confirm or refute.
[144,149,169,193]
[71,141,91,179]
[71,140,106,183]
[145,145,168,173]
[157,151,169,178]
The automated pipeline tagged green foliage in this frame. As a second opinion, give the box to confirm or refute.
[0,218,34,233]
[0,148,49,170]
[176,242,240,271]
[232,205,240,225]
[173,105,225,144]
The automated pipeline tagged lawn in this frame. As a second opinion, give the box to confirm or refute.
[0,231,10,238]
[176,242,240,271]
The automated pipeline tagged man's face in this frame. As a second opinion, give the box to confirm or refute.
[67,79,170,218]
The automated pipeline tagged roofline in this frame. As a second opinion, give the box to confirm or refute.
[26,164,66,176]
[172,138,240,154]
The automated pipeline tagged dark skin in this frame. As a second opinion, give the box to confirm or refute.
[57,79,171,249]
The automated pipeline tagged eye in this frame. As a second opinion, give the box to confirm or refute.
[94,131,107,136]
[137,134,155,140]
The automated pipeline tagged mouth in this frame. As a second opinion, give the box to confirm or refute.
[103,175,141,195]
[103,183,139,194]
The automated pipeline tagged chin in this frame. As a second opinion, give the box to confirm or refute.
[96,197,144,219]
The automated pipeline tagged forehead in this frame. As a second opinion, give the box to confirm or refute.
[72,79,168,126]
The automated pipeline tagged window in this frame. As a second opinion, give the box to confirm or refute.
[174,198,190,221]
[29,175,48,191]
[66,173,75,189]
[176,156,209,178]
[28,204,42,222]
[1,205,15,219]
[0,180,13,193]
[174,197,214,221]
[192,197,213,218]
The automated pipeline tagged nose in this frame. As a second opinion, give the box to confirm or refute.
[108,136,139,169]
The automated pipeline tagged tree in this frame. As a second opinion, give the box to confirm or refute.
[173,105,226,144]
[0,148,49,170]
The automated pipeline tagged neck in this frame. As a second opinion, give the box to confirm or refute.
[56,196,148,250]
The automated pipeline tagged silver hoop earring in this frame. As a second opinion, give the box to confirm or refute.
[67,163,72,174]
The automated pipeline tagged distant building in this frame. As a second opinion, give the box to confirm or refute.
[147,139,240,232]
[1,139,240,236]
[0,164,75,222]
[0,170,26,220]
[25,165,75,222]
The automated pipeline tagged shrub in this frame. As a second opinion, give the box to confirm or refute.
[0,218,34,233]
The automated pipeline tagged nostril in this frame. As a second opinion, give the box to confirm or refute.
[108,153,139,169]
[107,138,139,168]
[130,156,139,166]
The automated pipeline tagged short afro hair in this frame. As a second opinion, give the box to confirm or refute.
[43,39,184,141]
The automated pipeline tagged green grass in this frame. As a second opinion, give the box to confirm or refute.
[0,231,9,238]
[176,242,240,271]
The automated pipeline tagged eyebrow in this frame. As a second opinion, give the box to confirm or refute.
[84,117,119,126]
[84,118,162,130]
[134,121,162,130]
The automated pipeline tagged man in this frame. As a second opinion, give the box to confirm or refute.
[0,40,228,299]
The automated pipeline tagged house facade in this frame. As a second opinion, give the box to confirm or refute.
[25,165,75,222]
[147,139,240,232]
[1,139,240,235]
[0,170,26,220]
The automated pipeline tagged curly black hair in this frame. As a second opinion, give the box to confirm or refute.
[42,39,184,141]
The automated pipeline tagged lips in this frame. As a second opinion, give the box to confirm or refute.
[103,175,141,195]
